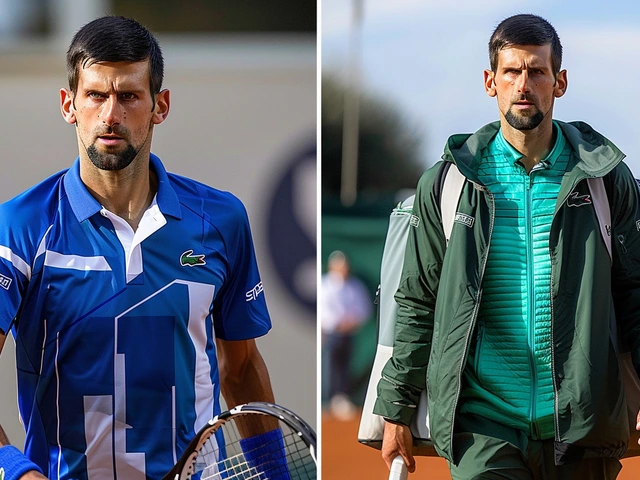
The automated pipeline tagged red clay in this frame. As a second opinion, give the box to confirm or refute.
[322,413,640,479]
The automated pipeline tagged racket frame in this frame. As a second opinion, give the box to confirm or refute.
[163,402,316,480]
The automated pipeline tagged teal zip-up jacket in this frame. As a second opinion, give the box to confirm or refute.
[460,127,570,440]
[373,120,640,464]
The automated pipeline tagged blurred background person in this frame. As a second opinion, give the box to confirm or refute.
[321,250,372,420]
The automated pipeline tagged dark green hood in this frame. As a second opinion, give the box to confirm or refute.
[442,120,625,183]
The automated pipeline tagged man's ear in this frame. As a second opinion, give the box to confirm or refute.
[484,70,497,97]
[60,88,76,125]
[152,89,170,125]
[554,69,568,98]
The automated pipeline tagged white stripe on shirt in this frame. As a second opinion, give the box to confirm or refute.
[0,245,31,280]
[44,251,111,271]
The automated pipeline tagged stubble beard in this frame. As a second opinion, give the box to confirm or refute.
[84,124,142,171]
[86,143,139,171]
[504,106,545,131]
[504,93,546,131]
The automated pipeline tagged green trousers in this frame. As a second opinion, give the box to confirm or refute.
[448,413,622,480]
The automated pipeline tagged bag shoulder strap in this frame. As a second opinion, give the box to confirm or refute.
[438,170,612,258]
[438,169,612,258]
[586,177,612,263]
[440,163,466,243]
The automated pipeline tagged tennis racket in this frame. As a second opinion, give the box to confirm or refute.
[163,402,317,480]
[389,455,408,480]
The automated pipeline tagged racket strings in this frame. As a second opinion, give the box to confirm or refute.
[198,446,273,480]
[193,418,316,479]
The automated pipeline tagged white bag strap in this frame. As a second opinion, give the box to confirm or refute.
[442,173,611,258]
[586,177,612,264]
[441,163,466,243]
[441,171,610,260]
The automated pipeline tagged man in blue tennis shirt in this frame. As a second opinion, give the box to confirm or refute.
[0,16,279,479]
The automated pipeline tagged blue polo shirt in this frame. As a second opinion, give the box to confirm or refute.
[0,154,271,479]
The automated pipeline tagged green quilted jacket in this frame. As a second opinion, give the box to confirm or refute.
[373,120,640,464]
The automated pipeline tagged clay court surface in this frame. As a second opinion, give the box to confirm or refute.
[322,413,640,479]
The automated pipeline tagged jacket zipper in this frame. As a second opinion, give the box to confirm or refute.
[525,174,541,439]
[449,185,495,456]
[550,250,560,441]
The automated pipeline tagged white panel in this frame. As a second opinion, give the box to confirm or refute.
[44,251,111,272]
[186,282,216,432]
[0,245,31,279]
[84,395,115,479]
[113,354,146,479]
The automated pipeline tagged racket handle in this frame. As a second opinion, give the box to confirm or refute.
[389,455,408,480]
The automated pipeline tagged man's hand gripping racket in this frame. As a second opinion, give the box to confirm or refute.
[163,402,316,480]
[383,421,414,479]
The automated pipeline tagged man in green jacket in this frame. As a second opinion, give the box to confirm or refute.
[374,13,640,479]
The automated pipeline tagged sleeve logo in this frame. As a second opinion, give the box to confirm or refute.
[0,274,11,290]
[454,212,474,228]
[567,191,592,207]
[409,215,420,228]
[246,281,264,301]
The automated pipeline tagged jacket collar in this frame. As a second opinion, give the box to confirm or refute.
[63,153,182,223]
[494,121,566,170]
[443,120,625,182]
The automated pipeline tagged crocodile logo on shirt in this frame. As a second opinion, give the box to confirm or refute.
[567,191,592,207]
[180,250,206,267]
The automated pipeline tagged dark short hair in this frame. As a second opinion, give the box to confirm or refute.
[66,16,164,96]
[489,14,562,75]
